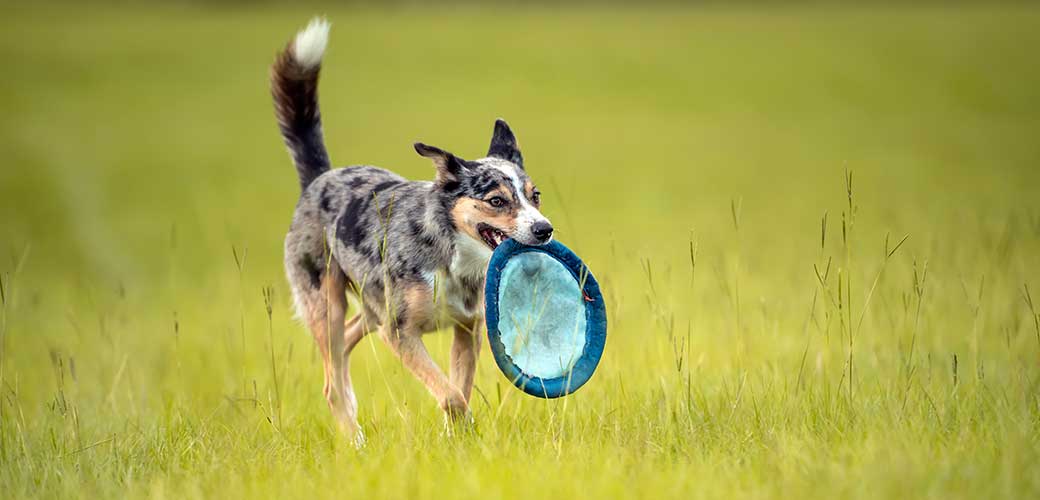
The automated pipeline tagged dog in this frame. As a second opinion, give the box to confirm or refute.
[271,18,553,441]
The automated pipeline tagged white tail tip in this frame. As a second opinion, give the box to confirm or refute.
[293,17,330,70]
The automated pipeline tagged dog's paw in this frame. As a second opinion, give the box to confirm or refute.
[352,428,367,449]
[334,417,366,449]
[439,391,470,420]
[442,411,476,438]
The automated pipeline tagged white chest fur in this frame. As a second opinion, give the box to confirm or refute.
[430,234,491,323]
[450,233,492,280]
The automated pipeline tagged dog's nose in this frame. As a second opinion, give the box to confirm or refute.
[531,221,554,242]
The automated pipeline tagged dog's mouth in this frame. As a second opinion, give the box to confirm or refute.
[477,223,509,250]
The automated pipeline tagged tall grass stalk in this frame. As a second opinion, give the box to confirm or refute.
[902,258,929,409]
[1023,284,1040,350]
[0,272,7,432]
[0,273,7,399]
[232,244,249,398]
[731,196,744,357]
[959,275,985,379]
[263,285,281,429]
[841,168,856,402]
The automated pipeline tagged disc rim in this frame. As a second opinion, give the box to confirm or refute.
[484,239,607,398]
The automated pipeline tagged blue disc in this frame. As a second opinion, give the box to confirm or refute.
[484,239,607,398]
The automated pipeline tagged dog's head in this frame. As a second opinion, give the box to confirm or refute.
[415,119,552,250]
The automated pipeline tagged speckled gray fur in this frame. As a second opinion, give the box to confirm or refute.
[285,151,539,328]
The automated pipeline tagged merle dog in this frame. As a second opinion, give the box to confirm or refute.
[271,19,553,442]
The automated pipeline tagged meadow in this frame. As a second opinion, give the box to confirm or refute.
[1,2,1039,498]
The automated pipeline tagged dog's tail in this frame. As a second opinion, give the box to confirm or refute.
[271,18,332,191]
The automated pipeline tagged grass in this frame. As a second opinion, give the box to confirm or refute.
[2,2,1040,498]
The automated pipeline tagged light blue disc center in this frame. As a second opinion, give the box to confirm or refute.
[497,252,587,379]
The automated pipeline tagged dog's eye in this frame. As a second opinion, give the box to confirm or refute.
[487,196,507,208]
[531,191,541,205]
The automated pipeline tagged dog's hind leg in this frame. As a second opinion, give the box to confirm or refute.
[338,312,371,445]
[312,271,353,433]
[285,247,363,439]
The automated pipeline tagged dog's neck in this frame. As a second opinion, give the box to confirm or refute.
[421,186,491,280]
[450,231,492,280]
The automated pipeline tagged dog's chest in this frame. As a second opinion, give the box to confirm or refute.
[432,235,491,322]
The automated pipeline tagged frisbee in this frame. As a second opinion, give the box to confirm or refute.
[484,239,607,398]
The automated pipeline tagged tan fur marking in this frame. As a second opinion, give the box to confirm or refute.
[524,181,539,207]
[486,187,515,204]
[402,285,435,326]
[450,195,521,243]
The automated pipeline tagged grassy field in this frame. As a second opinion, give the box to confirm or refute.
[2,2,1040,498]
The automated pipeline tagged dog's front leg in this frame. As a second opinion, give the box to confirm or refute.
[451,318,483,404]
[381,285,469,420]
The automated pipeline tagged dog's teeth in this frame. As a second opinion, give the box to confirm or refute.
[484,228,507,248]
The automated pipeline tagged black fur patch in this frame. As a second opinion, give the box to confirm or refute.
[371,180,402,194]
[407,220,424,238]
[319,185,332,213]
[338,196,372,247]
[299,254,323,289]
[435,194,458,234]
[358,244,376,261]
[471,172,502,197]
[364,276,385,303]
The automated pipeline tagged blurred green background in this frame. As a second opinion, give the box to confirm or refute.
[1,2,1039,499]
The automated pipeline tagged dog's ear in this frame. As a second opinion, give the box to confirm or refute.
[487,118,523,169]
[414,142,469,184]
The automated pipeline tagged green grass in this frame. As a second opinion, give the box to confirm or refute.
[2,2,1040,498]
